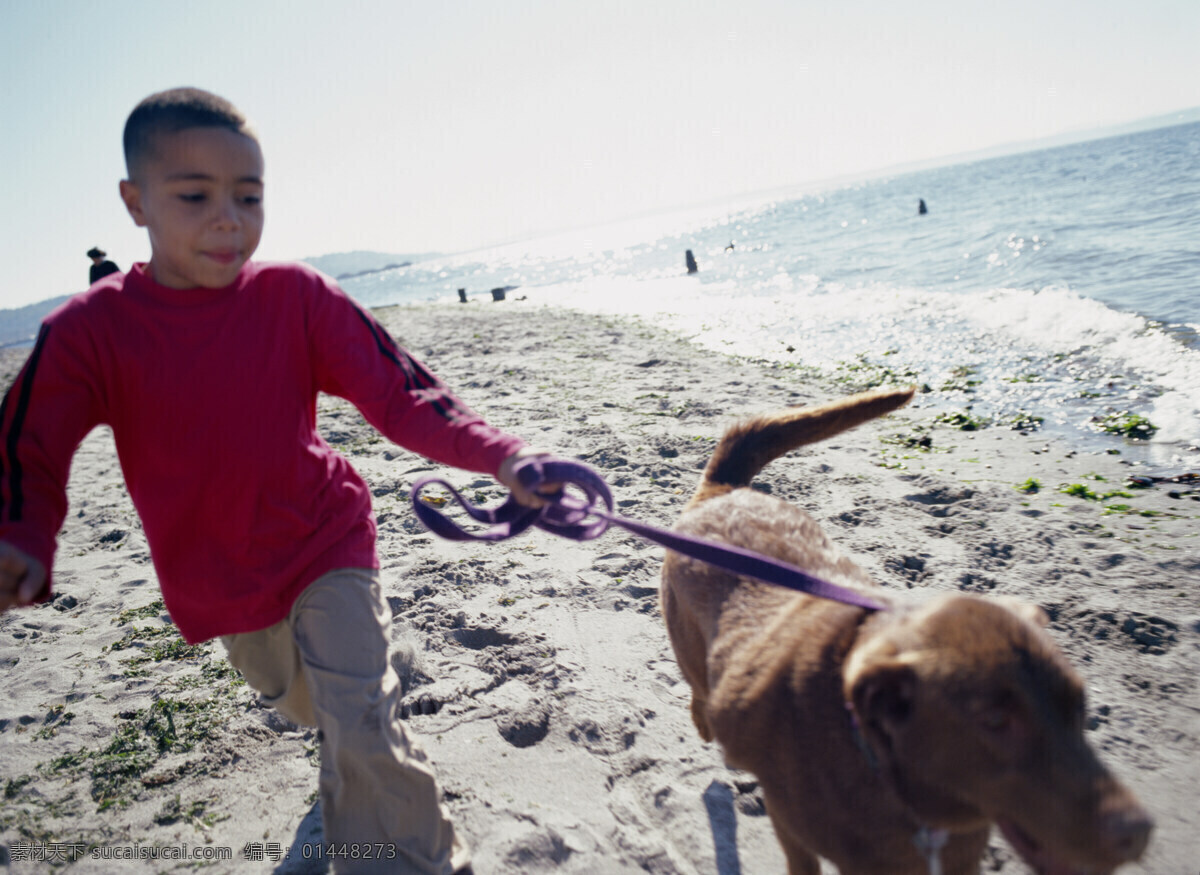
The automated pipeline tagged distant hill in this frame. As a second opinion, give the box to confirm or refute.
[0,251,437,349]
[301,250,437,280]
[0,294,72,348]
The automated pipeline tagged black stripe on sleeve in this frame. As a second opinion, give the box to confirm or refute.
[350,305,472,421]
[1,323,51,522]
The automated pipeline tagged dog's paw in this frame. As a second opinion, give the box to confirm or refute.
[399,692,442,719]
[732,777,767,816]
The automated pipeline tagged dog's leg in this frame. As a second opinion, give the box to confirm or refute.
[783,848,821,875]
[688,691,713,742]
[660,561,716,741]
[761,786,823,875]
[776,830,821,875]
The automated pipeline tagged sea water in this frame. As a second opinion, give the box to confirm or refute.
[344,121,1200,466]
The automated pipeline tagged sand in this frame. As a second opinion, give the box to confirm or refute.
[1,301,1197,873]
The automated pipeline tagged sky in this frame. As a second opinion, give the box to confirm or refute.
[2,0,1198,309]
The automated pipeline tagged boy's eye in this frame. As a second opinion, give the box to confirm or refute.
[178,193,206,203]
[241,195,263,206]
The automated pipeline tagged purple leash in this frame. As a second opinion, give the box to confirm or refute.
[410,457,888,612]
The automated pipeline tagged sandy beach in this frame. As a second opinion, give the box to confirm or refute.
[1,301,1197,874]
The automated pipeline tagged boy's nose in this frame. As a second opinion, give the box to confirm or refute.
[212,198,242,229]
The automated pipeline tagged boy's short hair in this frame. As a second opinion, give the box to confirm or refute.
[123,87,256,178]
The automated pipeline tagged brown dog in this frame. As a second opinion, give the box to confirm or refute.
[660,387,1152,874]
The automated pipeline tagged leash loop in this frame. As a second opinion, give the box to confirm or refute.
[410,458,614,543]
[410,457,887,612]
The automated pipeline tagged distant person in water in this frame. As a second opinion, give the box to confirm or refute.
[918,199,928,215]
[685,249,698,274]
[87,247,121,284]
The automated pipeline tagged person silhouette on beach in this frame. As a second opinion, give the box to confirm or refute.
[685,249,698,273]
[918,198,928,215]
[0,87,561,875]
[87,246,120,284]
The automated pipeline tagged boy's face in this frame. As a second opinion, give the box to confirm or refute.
[119,127,264,289]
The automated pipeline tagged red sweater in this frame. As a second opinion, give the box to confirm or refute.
[0,262,525,642]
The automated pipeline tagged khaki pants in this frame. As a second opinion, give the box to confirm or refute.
[221,569,469,875]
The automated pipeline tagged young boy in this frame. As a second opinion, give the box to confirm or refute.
[0,87,547,874]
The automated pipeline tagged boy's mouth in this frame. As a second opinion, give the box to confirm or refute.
[204,249,240,265]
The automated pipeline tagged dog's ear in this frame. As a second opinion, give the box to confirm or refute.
[848,659,917,734]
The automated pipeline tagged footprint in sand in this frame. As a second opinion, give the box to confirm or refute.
[487,682,551,748]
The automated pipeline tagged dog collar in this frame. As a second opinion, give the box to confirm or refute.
[913,826,950,875]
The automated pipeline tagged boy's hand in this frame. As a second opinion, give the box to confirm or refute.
[0,542,46,614]
[497,448,561,509]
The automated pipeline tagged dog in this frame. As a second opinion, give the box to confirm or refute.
[660,387,1152,874]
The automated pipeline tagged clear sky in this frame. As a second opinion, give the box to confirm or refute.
[2,0,1198,309]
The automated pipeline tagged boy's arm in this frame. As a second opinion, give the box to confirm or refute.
[0,318,105,603]
[308,277,530,478]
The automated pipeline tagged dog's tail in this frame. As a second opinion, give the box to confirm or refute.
[694,386,916,503]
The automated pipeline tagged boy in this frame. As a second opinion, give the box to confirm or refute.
[0,87,548,874]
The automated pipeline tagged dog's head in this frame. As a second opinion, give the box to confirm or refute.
[844,593,1152,874]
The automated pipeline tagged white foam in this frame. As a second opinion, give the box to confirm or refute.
[527,274,1200,449]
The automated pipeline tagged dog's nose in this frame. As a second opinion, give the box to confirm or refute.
[1100,806,1153,862]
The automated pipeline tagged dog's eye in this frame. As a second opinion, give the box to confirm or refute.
[979,707,1011,732]
[978,691,1020,733]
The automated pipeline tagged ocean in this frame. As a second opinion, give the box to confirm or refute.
[343,121,1200,467]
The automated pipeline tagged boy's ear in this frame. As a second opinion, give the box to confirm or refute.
[119,179,147,227]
